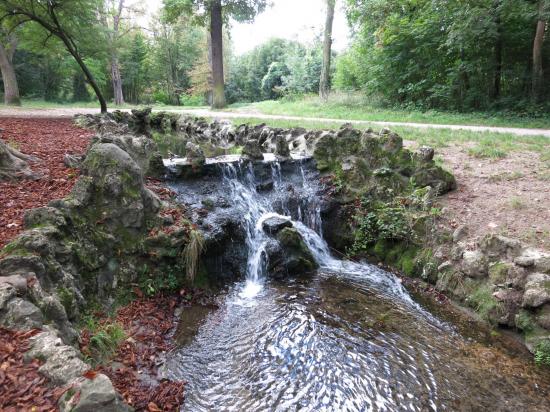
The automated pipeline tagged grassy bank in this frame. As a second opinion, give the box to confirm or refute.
[229,93,550,129]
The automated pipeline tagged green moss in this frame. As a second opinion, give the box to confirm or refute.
[516,309,536,333]
[57,287,75,315]
[468,285,502,322]
[397,248,418,276]
[488,262,509,284]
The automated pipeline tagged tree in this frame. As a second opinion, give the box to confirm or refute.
[0,29,20,105]
[532,0,548,102]
[1,0,109,112]
[319,0,335,101]
[104,0,126,105]
[164,0,268,109]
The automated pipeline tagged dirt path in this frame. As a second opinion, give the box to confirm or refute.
[1,107,550,137]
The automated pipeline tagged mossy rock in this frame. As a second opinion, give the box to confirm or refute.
[488,261,512,285]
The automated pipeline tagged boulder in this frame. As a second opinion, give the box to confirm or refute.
[535,304,550,330]
[25,331,89,386]
[266,227,318,279]
[0,296,43,329]
[522,273,550,308]
[417,146,435,162]
[461,250,488,278]
[514,249,550,274]
[24,206,67,229]
[262,216,292,235]
[479,234,522,261]
[452,225,469,243]
[59,374,132,412]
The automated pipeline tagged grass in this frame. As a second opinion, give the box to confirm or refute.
[81,316,126,364]
[509,196,526,210]
[182,229,205,283]
[204,115,550,158]
[228,93,550,129]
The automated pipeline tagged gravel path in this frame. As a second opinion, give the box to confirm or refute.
[1,107,550,137]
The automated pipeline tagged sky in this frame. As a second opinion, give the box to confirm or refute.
[146,0,350,55]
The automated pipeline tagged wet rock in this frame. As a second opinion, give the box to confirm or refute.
[242,138,264,160]
[461,250,488,278]
[480,234,522,261]
[185,142,205,168]
[25,331,89,386]
[267,227,318,279]
[59,373,132,412]
[256,180,274,192]
[522,273,550,308]
[262,217,293,235]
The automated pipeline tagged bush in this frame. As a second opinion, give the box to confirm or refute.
[180,93,205,106]
[535,340,550,367]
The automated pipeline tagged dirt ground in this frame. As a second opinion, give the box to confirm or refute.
[407,141,550,251]
[0,118,93,248]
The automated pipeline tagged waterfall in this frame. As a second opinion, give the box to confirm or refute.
[219,159,416,306]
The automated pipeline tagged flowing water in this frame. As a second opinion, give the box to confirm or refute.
[165,160,550,411]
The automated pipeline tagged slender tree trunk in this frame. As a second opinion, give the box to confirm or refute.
[111,54,124,105]
[319,0,335,101]
[210,0,226,109]
[0,36,21,106]
[492,0,502,100]
[532,0,547,103]
[110,0,125,105]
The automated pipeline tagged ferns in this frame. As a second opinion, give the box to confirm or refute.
[182,229,205,283]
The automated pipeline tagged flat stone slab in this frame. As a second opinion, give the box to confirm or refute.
[163,153,310,168]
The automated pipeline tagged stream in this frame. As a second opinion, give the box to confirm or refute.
[164,159,550,411]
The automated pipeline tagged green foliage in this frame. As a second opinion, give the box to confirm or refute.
[137,264,182,296]
[81,317,126,364]
[226,38,323,103]
[534,340,550,367]
[341,0,550,112]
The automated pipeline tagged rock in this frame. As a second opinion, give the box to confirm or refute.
[262,216,293,235]
[266,227,318,279]
[25,331,89,386]
[0,284,16,309]
[461,250,488,278]
[452,225,469,243]
[437,260,453,272]
[0,275,27,293]
[64,153,84,169]
[522,273,550,308]
[1,297,43,329]
[417,146,435,162]
[242,138,264,160]
[274,134,290,158]
[24,206,67,229]
[514,247,550,273]
[479,234,522,261]
[381,132,403,153]
[535,304,550,330]
[59,374,132,412]
[129,107,151,136]
[185,142,206,168]
[492,289,522,327]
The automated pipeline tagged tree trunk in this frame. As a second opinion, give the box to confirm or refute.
[210,0,226,109]
[492,0,502,100]
[532,0,547,103]
[110,0,125,106]
[111,54,124,105]
[319,0,335,101]
[0,139,35,180]
[0,36,21,106]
